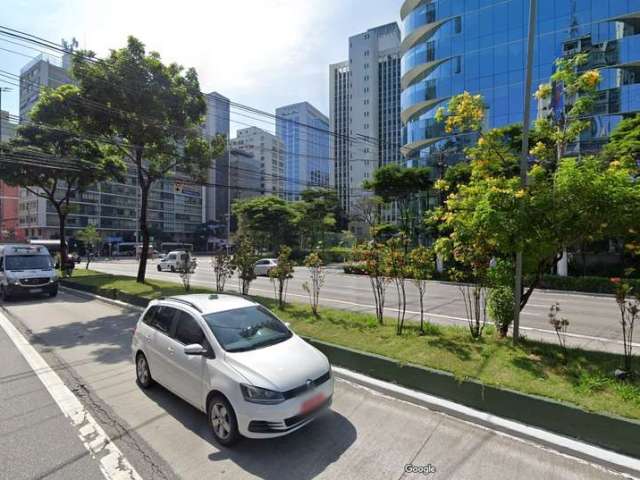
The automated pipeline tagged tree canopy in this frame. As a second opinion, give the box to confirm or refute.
[233,196,299,252]
[0,85,125,261]
[55,36,224,282]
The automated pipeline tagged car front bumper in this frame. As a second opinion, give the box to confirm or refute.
[235,375,334,438]
[6,281,58,296]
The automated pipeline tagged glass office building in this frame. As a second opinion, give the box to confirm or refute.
[400,0,640,167]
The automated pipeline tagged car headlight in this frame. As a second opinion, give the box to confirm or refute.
[240,384,285,404]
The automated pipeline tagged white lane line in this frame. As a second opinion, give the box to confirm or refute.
[334,368,640,477]
[92,266,639,348]
[0,311,143,480]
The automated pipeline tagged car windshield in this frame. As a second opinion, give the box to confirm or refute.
[203,306,292,353]
[5,255,53,271]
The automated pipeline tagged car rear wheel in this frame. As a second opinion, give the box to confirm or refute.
[136,353,154,389]
[170,266,176,273]
[208,395,240,446]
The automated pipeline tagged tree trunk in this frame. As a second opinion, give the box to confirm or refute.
[136,181,151,284]
[58,211,68,264]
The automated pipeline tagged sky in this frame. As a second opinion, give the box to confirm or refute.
[1,0,400,134]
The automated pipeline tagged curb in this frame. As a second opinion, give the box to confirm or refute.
[332,366,640,478]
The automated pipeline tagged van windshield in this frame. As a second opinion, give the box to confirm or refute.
[5,255,53,271]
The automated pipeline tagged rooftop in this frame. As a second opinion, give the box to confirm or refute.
[159,293,257,315]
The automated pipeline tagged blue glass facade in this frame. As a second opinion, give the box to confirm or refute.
[400,0,640,165]
[276,103,331,201]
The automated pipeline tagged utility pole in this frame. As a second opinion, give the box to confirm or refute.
[514,0,537,344]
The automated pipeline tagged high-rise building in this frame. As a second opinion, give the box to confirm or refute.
[330,23,402,232]
[400,0,640,168]
[276,102,331,201]
[202,91,231,231]
[230,126,284,198]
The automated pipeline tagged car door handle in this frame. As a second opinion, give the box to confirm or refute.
[167,347,175,355]
[144,334,152,343]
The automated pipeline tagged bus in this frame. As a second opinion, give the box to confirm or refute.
[113,242,138,257]
[160,243,193,254]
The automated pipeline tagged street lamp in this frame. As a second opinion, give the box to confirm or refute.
[513,0,538,343]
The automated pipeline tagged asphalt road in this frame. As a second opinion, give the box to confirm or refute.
[89,258,636,354]
[0,291,631,480]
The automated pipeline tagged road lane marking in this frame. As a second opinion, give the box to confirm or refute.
[91,265,639,349]
[0,311,143,480]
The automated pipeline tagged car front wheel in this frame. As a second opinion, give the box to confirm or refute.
[157,265,162,272]
[208,395,240,446]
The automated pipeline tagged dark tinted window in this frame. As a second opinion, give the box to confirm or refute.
[152,306,176,334]
[174,311,205,345]
[203,306,291,353]
[142,306,158,326]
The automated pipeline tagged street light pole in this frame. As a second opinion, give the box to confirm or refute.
[513,0,537,344]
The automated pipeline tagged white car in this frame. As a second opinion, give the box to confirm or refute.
[254,258,278,276]
[131,294,333,445]
[157,251,196,273]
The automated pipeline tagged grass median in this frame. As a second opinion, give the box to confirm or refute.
[66,269,640,420]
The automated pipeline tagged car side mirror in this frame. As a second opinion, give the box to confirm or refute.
[184,344,208,356]
[285,322,291,328]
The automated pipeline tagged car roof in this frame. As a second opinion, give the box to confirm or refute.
[157,293,258,315]
[258,258,277,262]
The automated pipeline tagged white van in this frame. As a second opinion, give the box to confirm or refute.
[157,251,197,273]
[0,244,58,300]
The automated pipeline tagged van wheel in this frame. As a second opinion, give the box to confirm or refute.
[136,353,154,389]
[2,286,12,302]
[208,395,240,446]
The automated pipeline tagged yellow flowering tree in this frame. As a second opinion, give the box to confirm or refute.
[533,53,601,169]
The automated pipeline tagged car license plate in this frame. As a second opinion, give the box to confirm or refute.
[300,393,325,414]
[30,288,42,293]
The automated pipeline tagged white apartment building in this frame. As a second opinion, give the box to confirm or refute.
[330,23,402,235]
[230,127,285,198]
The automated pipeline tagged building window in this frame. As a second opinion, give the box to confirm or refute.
[426,41,436,62]
[454,56,461,74]
[426,3,436,23]
[454,16,462,34]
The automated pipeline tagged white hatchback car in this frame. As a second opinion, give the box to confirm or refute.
[131,294,333,445]
[254,258,278,276]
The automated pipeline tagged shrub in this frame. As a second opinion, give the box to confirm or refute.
[487,286,515,337]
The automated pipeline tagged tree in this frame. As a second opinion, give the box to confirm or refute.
[232,237,257,295]
[364,163,432,243]
[0,86,124,265]
[533,53,601,170]
[233,196,299,252]
[408,246,435,334]
[76,224,101,269]
[177,251,194,292]
[349,195,383,238]
[385,237,410,335]
[269,245,295,308]
[211,249,235,293]
[64,36,224,283]
[612,279,639,376]
[295,188,339,249]
[354,242,389,324]
[603,113,640,172]
[302,252,325,316]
